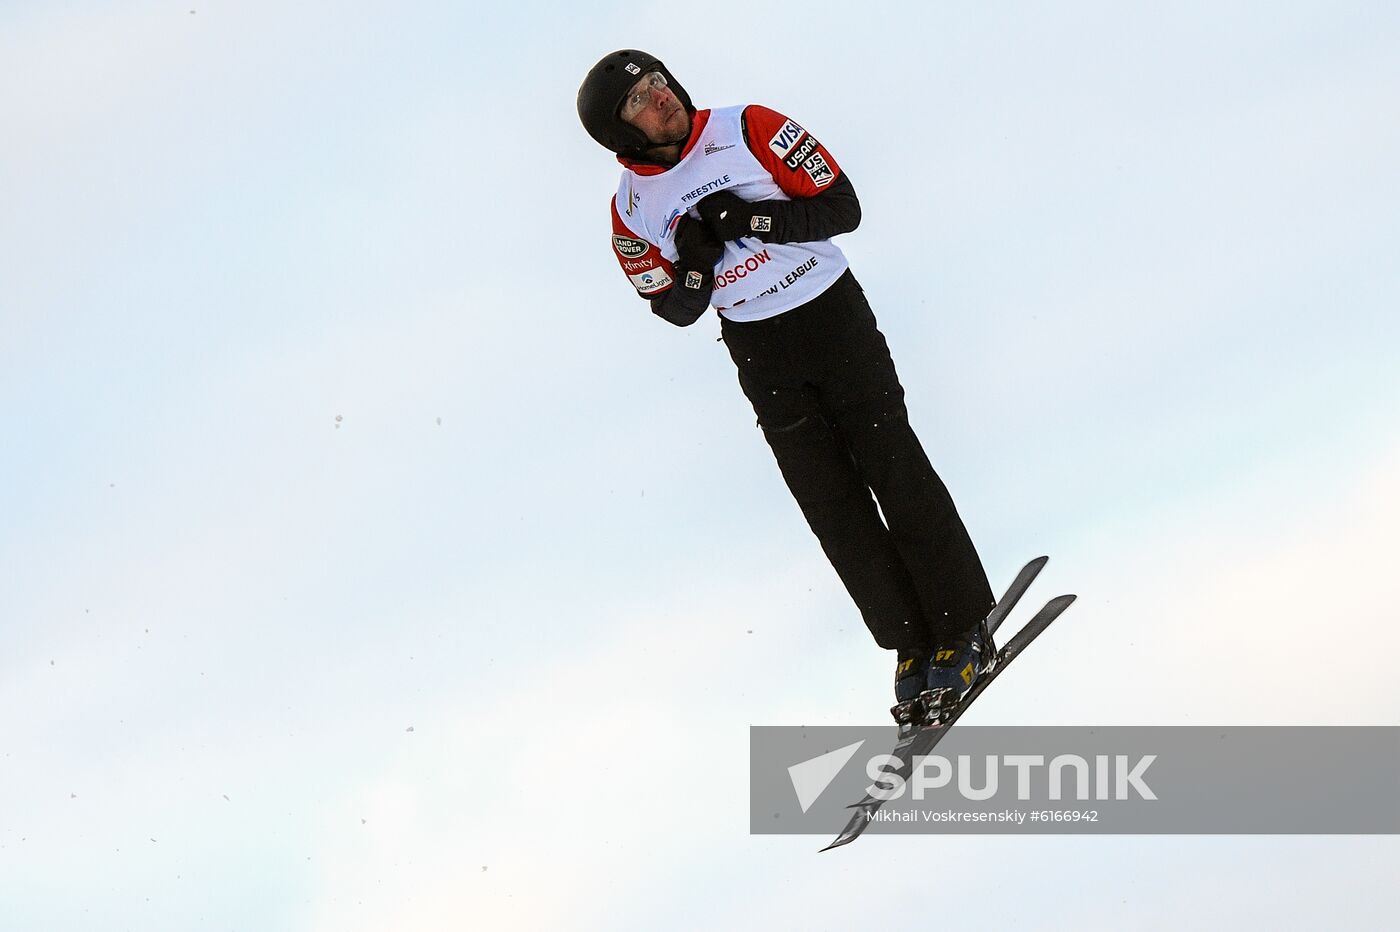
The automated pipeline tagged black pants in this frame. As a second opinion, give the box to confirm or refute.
[720,270,993,650]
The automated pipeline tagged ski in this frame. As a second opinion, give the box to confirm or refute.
[984,555,1048,639]
[820,591,1077,851]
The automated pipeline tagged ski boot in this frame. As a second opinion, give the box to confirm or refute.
[889,645,930,730]
[917,622,993,725]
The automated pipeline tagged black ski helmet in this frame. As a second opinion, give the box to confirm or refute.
[577,49,694,156]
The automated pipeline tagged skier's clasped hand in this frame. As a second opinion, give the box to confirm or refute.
[696,189,777,242]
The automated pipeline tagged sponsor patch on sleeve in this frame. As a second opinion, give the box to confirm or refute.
[782,134,821,170]
[767,119,807,159]
[684,270,704,289]
[802,151,835,187]
[613,234,649,258]
[629,267,673,295]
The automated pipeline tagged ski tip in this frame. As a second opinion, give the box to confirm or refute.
[1030,555,1050,568]
[819,832,860,852]
[821,811,871,851]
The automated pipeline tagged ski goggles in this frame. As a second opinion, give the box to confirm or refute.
[620,72,669,120]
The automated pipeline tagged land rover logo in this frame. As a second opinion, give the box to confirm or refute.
[613,235,648,258]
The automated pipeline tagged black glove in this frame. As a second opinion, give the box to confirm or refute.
[673,214,724,290]
[696,190,780,242]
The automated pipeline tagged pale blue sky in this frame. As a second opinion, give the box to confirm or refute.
[3,2,1398,929]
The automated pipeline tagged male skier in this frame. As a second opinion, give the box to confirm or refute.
[578,50,996,721]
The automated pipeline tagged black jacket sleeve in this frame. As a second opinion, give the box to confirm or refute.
[648,279,712,327]
[647,214,724,327]
[694,173,861,246]
[766,171,861,243]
